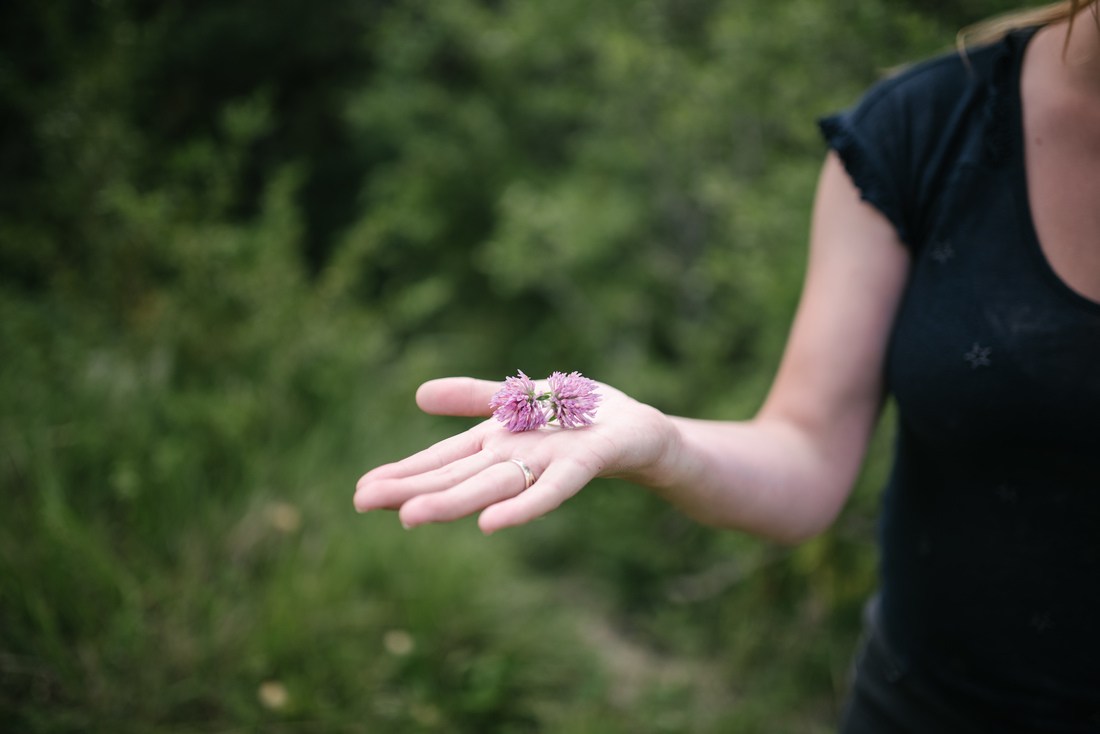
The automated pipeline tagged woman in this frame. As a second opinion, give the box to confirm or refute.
[355,2,1100,730]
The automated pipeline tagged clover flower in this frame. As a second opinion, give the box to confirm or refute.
[489,370,548,432]
[489,370,601,432]
[546,371,601,428]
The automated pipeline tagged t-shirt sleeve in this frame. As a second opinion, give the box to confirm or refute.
[817,55,976,252]
[818,82,915,247]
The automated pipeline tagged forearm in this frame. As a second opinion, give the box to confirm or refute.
[626,155,909,543]
[633,412,871,544]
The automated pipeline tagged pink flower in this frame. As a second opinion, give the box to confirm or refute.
[490,370,601,432]
[546,371,601,428]
[489,370,548,432]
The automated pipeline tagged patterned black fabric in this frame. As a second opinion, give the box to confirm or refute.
[821,28,1100,732]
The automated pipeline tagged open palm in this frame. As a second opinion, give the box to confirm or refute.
[354,376,675,534]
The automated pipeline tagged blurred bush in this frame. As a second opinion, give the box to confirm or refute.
[0,0,1023,731]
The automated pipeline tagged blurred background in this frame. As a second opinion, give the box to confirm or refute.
[1,0,1022,731]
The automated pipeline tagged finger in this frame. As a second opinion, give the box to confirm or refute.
[477,457,595,535]
[354,449,501,511]
[357,426,488,489]
[416,377,501,417]
[398,460,534,528]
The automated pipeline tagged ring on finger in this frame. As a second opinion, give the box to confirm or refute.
[509,458,537,490]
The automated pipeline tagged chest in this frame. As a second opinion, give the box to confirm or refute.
[1021,70,1100,303]
[886,160,1100,454]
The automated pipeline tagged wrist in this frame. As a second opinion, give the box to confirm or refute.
[616,408,687,491]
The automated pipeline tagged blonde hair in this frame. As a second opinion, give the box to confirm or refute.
[958,0,1100,51]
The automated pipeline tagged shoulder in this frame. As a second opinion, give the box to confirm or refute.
[859,49,974,113]
[853,33,1017,130]
[818,30,1035,249]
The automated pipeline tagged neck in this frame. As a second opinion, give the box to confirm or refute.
[1055,9,1100,94]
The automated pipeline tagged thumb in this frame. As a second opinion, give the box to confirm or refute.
[415,377,500,417]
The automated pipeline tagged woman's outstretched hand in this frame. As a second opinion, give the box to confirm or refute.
[354,376,677,534]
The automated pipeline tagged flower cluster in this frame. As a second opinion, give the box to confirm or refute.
[489,370,601,432]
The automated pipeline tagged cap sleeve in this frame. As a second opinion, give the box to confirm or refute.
[818,95,914,247]
[817,50,987,253]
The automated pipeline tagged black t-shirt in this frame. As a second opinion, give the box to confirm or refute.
[821,29,1100,729]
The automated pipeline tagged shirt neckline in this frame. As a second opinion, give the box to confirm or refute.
[1007,27,1100,313]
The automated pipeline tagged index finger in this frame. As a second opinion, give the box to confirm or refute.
[357,425,487,487]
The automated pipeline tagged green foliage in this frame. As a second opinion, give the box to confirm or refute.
[1,0,1025,731]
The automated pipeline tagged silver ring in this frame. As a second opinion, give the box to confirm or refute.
[509,458,536,490]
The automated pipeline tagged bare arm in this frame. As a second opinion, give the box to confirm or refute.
[355,153,909,542]
[641,153,910,541]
